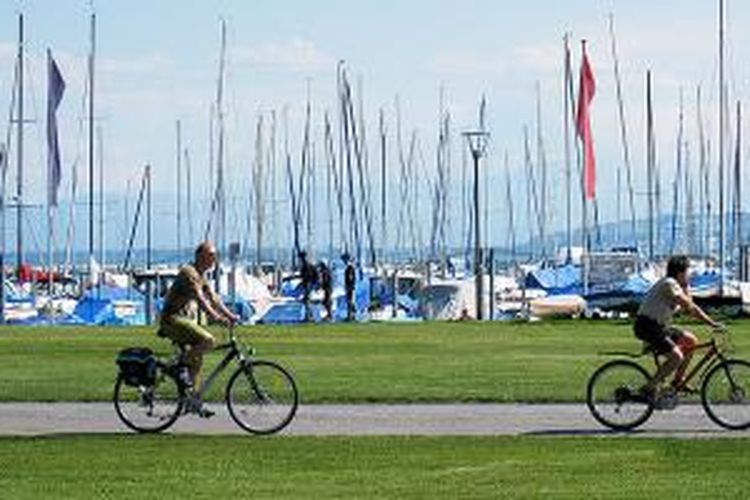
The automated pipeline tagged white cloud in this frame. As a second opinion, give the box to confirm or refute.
[232,37,335,73]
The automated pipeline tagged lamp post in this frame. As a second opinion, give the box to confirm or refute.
[463,130,489,320]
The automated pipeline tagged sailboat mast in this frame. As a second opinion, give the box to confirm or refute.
[563,34,573,261]
[176,120,182,256]
[185,148,193,245]
[536,82,547,261]
[609,13,637,244]
[379,108,387,265]
[697,86,707,256]
[88,12,96,274]
[16,13,24,272]
[718,0,725,293]
[733,101,741,254]
[98,125,105,267]
[646,70,655,261]
[216,19,227,258]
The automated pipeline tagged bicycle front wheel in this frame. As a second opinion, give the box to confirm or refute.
[113,366,183,433]
[586,359,654,431]
[226,360,299,435]
[701,359,750,430]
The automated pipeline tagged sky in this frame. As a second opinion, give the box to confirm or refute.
[0,0,747,262]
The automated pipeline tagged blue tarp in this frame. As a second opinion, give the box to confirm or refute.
[258,302,323,324]
[690,270,724,291]
[73,297,147,325]
[524,264,582,295]
[74,284,147,326]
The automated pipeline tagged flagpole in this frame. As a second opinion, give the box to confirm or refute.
[47,49,52,295]
[563,34,572,263]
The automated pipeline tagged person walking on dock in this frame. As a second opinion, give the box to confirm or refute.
[344,253,356,322]
[299,250,317,322]
[318,260,333,321]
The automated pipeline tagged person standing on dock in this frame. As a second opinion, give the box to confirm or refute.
[344,253,356,321]
[318,260,333,321]
[299,250,317,322]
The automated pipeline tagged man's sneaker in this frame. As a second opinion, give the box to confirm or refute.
[184,396,215,418]
[654,388,679,411]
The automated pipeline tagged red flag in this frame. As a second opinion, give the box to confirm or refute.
[576,42,596,200]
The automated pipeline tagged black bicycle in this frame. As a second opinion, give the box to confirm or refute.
[114,326,298,434]
[587,326,750,431]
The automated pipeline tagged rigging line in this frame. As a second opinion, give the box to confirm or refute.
[340,72,359,258]
[254,114,264,266]
[324,112,344,255]
[563,34,573,260]
[395,95,406,258]
[299,86,311,251]
[406,132,419,261]
[696,85,706,256]
[524,126,543,258]
[536,82,548,260]
[504,150,516,263]
[351,79,376,267]
[184,148,194,247]
[284,111,301,261]
[608,12,637,243]
[123,167,147,270]
[379,108,387,264]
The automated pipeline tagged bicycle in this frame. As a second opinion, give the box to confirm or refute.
[113,325,299,435]
[586,326,750,431]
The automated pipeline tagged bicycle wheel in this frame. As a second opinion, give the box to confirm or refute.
[586,359,654,431]
[113,365,183,433]
[226,360,299,435]
[701,359,750,430]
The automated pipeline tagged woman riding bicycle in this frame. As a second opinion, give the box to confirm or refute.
[634,255,724,401]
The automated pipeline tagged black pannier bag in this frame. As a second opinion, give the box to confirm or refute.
[116,347,157,386]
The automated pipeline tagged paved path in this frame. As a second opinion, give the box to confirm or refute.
[1,403,749,438]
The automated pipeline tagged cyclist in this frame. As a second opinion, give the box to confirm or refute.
[634,255,723,402]
[159,241,239,416]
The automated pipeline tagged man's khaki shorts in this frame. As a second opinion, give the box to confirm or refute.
[159,316,215,347]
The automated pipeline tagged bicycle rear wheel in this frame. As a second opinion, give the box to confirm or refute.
[586,359,654,431]
[226,360,299,435]
[113,365,183,433]
[701,359,750,430]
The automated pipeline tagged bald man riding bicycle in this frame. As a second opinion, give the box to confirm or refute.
[159,241,239,416]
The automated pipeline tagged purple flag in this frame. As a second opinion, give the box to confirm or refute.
[47,49,65,207]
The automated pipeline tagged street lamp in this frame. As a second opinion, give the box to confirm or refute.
[463,130,489,320]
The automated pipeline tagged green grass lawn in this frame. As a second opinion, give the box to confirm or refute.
[0,320,747,402]
[0,435,748,499]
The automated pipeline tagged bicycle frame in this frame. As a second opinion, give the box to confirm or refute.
[189,330,250,400]
[652,338,726,393]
